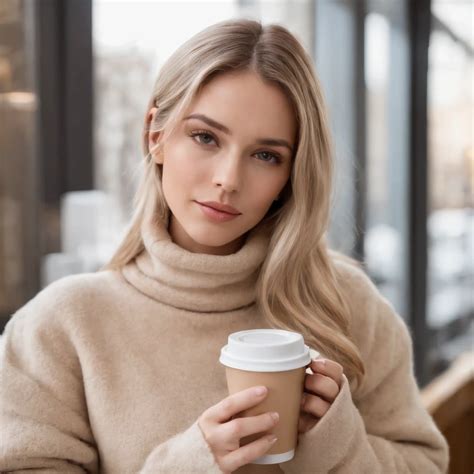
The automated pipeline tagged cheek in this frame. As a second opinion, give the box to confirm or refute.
[162,145,205,190]
[250,171,289,204]
[245,182,282,215]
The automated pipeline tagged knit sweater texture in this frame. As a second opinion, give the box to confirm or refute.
[0,215,449,473]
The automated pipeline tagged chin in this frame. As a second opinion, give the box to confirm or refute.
[190,229,235,247]
[191,221,249,246]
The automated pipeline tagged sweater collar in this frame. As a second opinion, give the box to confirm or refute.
[121,214,271,312]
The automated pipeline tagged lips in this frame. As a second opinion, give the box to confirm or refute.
[197,201,241,215]
[196,201,241,222]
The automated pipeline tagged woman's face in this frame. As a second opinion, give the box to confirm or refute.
[147,69,297,255]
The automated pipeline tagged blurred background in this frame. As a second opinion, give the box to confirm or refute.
[0,1,472,462]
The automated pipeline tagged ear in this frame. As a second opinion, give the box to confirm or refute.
[146,106,164,165]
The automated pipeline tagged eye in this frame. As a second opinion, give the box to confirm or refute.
[255,150,282,165]
[189,130,216,146]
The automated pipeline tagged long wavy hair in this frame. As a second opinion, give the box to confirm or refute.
[100,18,365,386]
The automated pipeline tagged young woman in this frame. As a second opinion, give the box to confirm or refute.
[0,19,448,474]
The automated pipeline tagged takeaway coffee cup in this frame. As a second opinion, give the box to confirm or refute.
[219,329,313,465]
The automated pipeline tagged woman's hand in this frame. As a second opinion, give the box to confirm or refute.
[298,358,344,434]
[197,386,280,474]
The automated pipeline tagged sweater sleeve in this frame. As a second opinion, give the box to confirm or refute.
[279,291,450,474]
[0,299,99,472]
[138,420,223,473]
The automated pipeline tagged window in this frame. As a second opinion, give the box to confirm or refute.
[426,0,473,369]
[0,0,39,329]
[364,2,410,320]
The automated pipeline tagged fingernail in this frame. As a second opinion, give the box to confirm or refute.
[255,386,267,396]
[314,358,326,365]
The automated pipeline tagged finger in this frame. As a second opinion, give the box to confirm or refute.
[304,373,339,402]
[205,386,268,424]
[301,392,330,418]
[310,358,344,386]
[222,433,278,473]
[223,411,279,444]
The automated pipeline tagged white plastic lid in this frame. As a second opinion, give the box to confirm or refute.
[219,329,312,372]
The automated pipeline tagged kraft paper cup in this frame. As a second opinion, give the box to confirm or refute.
[219,329,313,465]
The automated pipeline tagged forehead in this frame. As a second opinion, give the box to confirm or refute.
[183,71,297,143]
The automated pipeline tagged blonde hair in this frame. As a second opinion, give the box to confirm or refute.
[100,18,365,386]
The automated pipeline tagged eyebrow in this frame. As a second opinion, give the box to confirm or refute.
[183,113,294,153]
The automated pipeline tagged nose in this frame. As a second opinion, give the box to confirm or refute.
[212,153,242,193]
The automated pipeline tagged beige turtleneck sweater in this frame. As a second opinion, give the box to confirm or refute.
[0,215,449,473]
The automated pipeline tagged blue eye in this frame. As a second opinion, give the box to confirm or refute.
[256,150,282,164]
[189,130,282,165]
[190,131,216,146]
